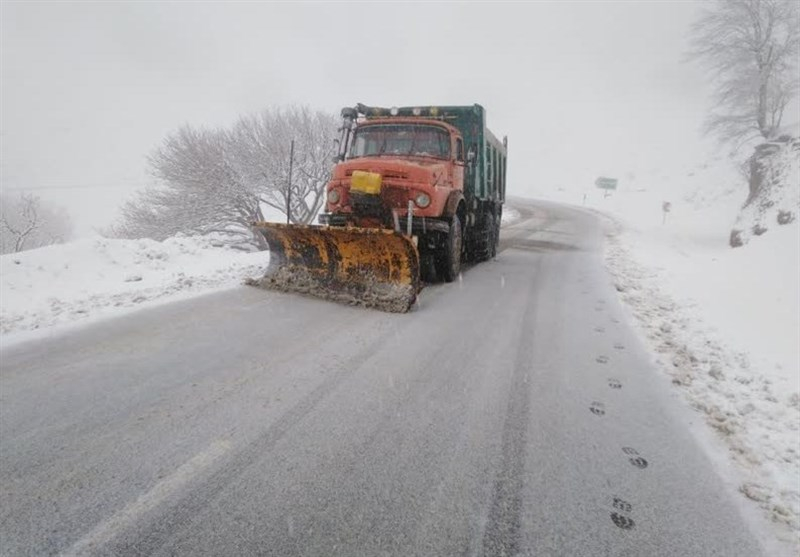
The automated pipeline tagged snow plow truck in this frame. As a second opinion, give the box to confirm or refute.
[250,103,507,312]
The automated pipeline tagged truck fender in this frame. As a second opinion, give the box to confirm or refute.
[443,191,465,221]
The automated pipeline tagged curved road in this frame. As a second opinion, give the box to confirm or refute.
[0,200,766,556]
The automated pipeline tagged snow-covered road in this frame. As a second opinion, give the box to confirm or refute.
[0,200,776,556]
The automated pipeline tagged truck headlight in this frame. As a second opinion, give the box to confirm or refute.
[414,193,431,208]
[328,189,340,204]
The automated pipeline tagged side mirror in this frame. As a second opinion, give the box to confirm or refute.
[466,145,477,165]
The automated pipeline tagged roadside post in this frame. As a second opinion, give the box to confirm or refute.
[286,139,295,224]
[662,201,671,224]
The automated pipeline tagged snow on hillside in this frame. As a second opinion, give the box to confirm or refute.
[538,155,799,549]
[0,236,270,346]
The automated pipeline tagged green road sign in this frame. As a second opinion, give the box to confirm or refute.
[595,177,618,190]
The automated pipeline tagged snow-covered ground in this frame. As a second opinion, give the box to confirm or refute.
[2,172,795,548]
[0,236,270,348]
[1,208,522,348]
[501,205,521,226]
[538,155,799,549]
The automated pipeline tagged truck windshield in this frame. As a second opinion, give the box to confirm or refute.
[350,125,451,160]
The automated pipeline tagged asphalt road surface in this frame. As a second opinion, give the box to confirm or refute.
[1,200,767,556]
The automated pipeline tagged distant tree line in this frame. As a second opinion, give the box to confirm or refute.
[107,106,337,249]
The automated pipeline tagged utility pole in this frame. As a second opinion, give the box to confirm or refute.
[286,139,295,225]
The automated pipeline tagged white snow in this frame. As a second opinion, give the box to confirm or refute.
[0,208,523,346]
[0,235,270,347]
[538,154,799,549]
[501,206,521,225]
[2,166,796,547]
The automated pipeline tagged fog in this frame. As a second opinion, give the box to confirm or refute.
[2,1,713,235]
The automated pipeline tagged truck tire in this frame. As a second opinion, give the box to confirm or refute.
[474,213,495,262]
[420,253,438,283]
[490,212,499,258]
[485,213,496,260]
[436,215,462,282]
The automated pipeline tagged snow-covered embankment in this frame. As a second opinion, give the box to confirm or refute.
[575,151,799,550]
[0,236,270,345]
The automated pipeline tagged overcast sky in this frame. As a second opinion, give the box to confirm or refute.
[2,1,716,235]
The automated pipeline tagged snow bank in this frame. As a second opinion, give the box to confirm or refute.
[0,236,270,344]
[605,223,799,547]
[1,207,524,344]
[501,205,521,225]
[537,155,799,549]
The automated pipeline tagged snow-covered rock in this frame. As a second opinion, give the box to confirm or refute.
[731,136,800,247]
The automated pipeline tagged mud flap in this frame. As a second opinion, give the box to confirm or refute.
[248,223,421,313]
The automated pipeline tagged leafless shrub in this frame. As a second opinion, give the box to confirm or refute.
[107,106,337,249]
[0,193,73,254]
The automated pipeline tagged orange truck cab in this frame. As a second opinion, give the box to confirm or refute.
[319,103,507,282]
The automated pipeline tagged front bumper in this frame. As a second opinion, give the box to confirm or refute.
[318,213,450,235]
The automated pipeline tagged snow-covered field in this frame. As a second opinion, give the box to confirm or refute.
[0,236,270,347]
[538,155,799,549]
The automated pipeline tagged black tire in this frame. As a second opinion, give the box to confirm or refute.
[490,212,499,258]
[436,215,462,282]
[474,213,495,262]
[420,253,438,283]
[485,213,496,260]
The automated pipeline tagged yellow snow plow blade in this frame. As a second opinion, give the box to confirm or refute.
[247,223,420,313]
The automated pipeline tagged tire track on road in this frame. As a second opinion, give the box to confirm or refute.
[480,262,541,556]
[95,324,401,556]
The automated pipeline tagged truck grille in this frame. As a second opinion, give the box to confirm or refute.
[345,169,409,180]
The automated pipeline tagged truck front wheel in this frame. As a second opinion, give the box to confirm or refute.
[436,215,462,282]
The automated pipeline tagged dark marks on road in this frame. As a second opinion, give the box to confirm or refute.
[629,457,649,469]
[590,402,606,416]
[622,447,649,469]
[611,512,636,530]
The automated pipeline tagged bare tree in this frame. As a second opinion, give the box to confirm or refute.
[231,107,337,225]
[688,0,800,146]
[0,193,73,254]
[107,106,337,249]
[110,125,266,248]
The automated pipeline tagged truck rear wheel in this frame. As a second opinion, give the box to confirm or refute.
[436,215,462,282]
[485,213,496,260]
[489,212,500,259]
[474,213,495,262]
